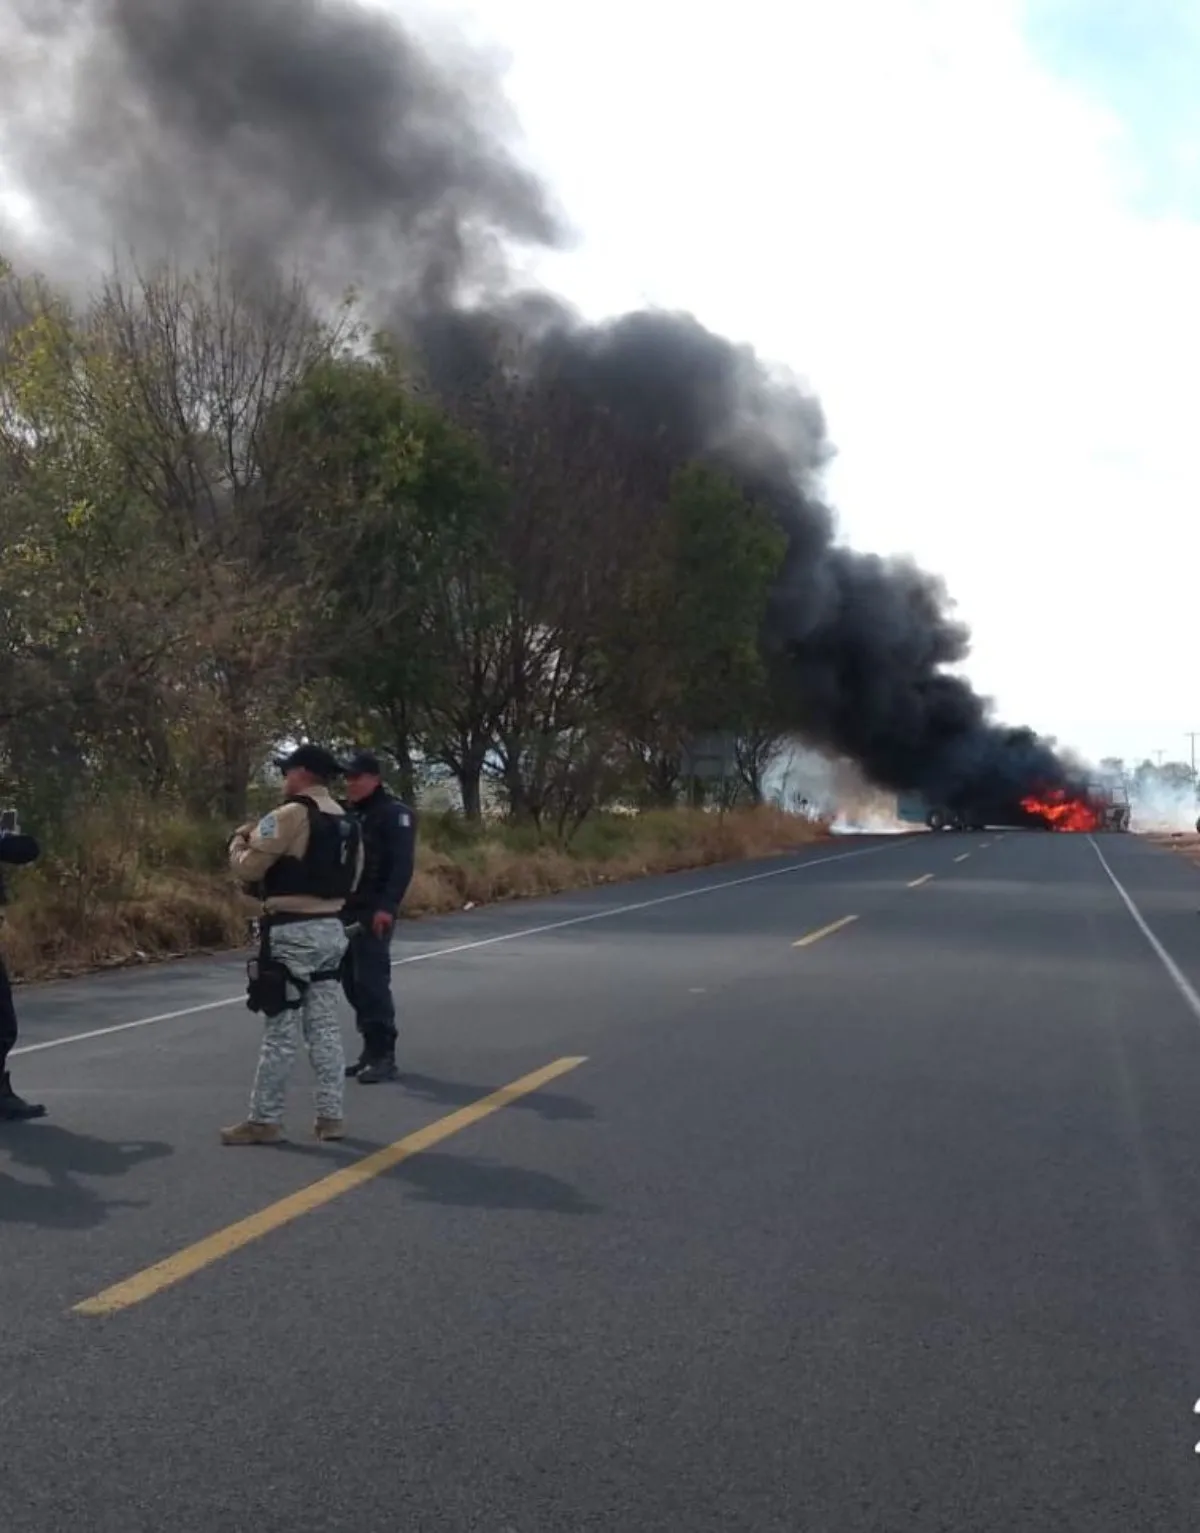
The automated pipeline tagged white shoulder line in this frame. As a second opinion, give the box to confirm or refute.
[1090,836,1200,1025]
[13,838,904,1058]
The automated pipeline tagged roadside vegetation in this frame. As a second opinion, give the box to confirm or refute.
[0,803,828,982]
[0,254,827,980]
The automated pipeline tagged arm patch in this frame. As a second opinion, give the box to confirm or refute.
[256,812,279,839]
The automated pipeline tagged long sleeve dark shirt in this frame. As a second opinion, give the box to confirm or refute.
[344,788,416,915]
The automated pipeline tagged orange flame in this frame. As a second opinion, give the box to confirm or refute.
[1020,789,1100,833]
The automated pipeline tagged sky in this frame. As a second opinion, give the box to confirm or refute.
[396,0,1200,771]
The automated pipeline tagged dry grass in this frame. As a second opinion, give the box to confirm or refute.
[1,802,252,981]
[1,802,830,983]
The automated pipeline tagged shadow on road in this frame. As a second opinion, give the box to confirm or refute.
[0,1125,174,1230]
[383,1148,601,1215]
[398,1072,596,1123]
[270,1138,599,1214]
[272,1135,386,1161]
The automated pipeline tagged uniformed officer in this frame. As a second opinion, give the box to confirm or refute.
[338,750,417,1083]
[222,744,364,1146]
[0,812,46,1122]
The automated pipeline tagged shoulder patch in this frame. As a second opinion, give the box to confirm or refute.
[255,812,280,839]
[397,811,412,828]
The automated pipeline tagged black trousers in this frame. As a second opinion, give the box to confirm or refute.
[0,951,18,1075]
[340,926,398,1058]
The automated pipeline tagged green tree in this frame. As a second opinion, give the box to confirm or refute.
[604,463,787,804]
[280,350,510,817]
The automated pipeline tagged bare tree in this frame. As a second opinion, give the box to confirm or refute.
[82,255,355,815]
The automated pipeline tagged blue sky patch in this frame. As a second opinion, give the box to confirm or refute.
[1024,0,1200,214]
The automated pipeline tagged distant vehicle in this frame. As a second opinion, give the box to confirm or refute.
[901,784,1134,833]
[898,782,1130,833]
[895,792,987,832]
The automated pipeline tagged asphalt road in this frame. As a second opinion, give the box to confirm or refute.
[6,828,1200,1530]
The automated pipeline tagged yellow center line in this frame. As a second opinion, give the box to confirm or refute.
[953,853,970,863]
[908,873,935,888]
[793,914,859,947]
[72,1055,588,1319]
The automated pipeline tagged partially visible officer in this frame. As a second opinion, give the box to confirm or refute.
[222,745,364,1146]
[338,749,417,1084]
[0,808,46,1122]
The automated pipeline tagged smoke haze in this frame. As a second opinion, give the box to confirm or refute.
[0,0,1089,811]
[1128,778,1198,835]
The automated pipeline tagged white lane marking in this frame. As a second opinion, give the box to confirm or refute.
[13,838,909,1057]
[1090,836,1200,1026]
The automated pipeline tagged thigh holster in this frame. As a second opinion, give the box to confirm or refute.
[244,918,342,1013]
[245,954,300,1015]
[246,920,304,1015]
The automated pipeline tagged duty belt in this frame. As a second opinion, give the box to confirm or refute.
[245,912,347,1013]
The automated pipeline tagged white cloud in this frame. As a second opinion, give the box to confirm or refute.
[410,0,1200,766]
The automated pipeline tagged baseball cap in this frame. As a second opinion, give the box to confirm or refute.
[273,744,344,780]
[341,749,382,777]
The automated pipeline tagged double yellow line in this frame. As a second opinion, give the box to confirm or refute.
[73,1055,587,1319]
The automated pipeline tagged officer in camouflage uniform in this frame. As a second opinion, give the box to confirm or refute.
[222,745,364,1146]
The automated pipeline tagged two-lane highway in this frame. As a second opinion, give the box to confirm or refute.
[6,828,1200,1530]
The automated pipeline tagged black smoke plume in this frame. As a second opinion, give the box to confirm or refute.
[0,0,1085,819]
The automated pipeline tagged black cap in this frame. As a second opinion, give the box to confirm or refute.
[273,744,343,781]
[341,749,382,777]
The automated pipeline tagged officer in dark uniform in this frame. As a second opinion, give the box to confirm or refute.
[0,811,47,1121]
[338,750,417,1083]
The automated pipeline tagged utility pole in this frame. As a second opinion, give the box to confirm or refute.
[1155,749,1165,767]
[1187,733,1200,779]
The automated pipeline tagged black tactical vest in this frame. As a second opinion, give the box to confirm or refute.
[260,797,360,903]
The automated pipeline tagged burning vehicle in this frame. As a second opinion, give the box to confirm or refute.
[1020,782,1130,833]
[897,783,1129,834]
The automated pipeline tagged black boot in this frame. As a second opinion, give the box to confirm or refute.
[0,1070,46,1121]
[357,1056,399,1085]
[345,1048,371,1078]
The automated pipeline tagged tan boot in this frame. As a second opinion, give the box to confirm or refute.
[220,1119,284,1146]
[314,1117,344,1141]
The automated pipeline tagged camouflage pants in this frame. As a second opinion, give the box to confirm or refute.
[248,918,349,1125]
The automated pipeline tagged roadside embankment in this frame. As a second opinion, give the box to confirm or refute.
[1,805,830,982]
